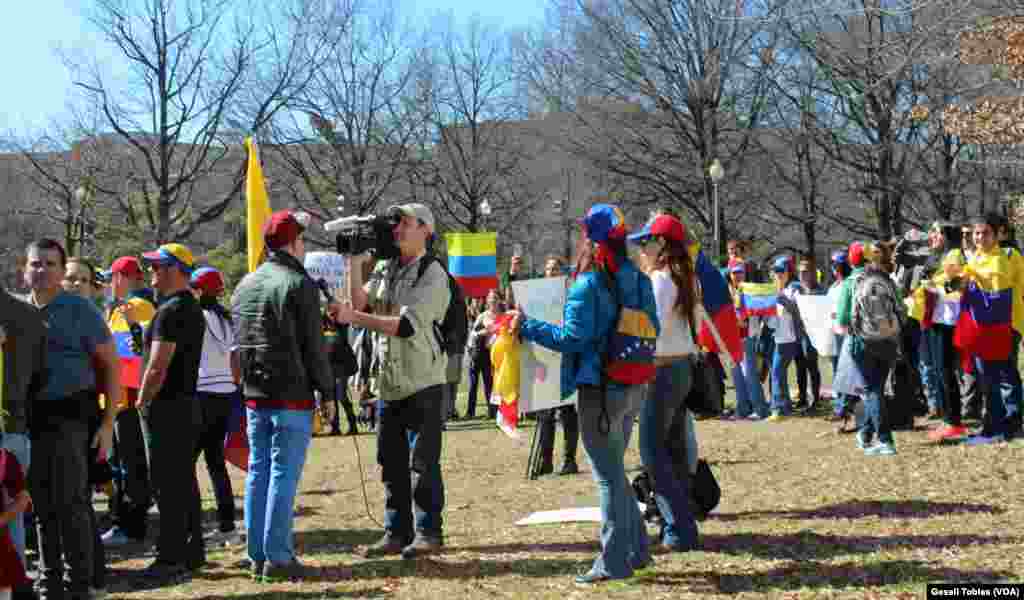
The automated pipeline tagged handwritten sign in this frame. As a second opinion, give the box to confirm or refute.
[511,277,577,412]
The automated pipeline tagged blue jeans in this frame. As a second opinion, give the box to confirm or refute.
[919,327,945,413]
[771,342,799,414]
[245,407,314,565]
[1,433,29,568]
[974,352,1018,438]
[1002,333,1022,421]
[859,353,893,445]
[640,360,699,550]
[378,385,445,541]
[735,338,768,417]
[578,384,650,579]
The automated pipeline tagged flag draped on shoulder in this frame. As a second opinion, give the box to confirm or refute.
[954,283,1013,362]
[446,232,499,299]
[245,137,272,273]
[109,300,156,390]
[690,242,743,364]
[738,282,779,318]
[490,313,520,439]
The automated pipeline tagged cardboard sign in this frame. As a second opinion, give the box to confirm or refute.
[510,276,578,412]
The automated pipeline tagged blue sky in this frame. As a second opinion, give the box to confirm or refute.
[0,0,546,134]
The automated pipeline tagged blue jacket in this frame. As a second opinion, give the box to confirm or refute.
[519,261,659,400]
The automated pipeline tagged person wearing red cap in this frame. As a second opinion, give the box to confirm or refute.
[334,203,452,561]
[232,210,335,581]
[101,256,157,548]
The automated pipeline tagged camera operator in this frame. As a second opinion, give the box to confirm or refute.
[331,203,451,561]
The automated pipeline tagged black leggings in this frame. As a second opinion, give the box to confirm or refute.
[195,392,238,531]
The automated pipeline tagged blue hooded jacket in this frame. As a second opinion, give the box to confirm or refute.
[519,259,659,400]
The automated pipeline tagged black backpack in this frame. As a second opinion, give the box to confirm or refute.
[416,255,469,355]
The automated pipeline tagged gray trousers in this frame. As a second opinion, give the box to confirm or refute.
[30,420,94,598]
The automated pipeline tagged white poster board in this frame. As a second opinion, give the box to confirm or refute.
[304,251,346,299]
[796,295,836,357]
[511,277,577,413]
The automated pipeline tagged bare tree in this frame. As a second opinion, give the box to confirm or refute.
[516,0,784,259]
[264,0,422,246]
[408,16,536,234]
[65,0,344,244]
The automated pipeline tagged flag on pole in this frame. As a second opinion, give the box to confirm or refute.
[446,232,499,299]
[245,137,272,273]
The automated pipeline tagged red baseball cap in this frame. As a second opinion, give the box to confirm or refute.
[190,267,225,295]
[108,256,143,279]
[264,210,309,250]
[628,214,686,244]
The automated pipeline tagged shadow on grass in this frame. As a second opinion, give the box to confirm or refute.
[701,531,1019,561]
[349,556,587,579]
[711,499,1004,522]
[448,540,599,555]
[637,559,1016,594]
[295,528,384,554]
[194,591,390,600]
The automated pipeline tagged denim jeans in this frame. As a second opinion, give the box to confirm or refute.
[377,385,445,541]
[771,342,799,414]
[735,338,768,417]
[858,353,893,445]
[578,384,650,579]
[1001,333,1022,421]
[974,336,1020,438]
[245,407,314,565]
[919,327,945,413]
[640,360,699,550]
[0,433,29,568]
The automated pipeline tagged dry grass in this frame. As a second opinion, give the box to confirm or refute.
[91,374,1024,600]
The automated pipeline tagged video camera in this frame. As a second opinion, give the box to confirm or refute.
[323,208,401,259]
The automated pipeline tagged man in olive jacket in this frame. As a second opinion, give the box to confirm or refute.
[232,209,335,582]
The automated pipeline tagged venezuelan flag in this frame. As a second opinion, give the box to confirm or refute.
[738,282,779,317]
[954,284,1013,362]
[224,395,249,472]
[108,298,156,390]
[446,232,499,299]
[689,242,743,365]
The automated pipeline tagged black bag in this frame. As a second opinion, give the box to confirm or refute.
[685,353,724,417]
[691,459,721,517]
[328,323,358,379]
[416,256,469,355]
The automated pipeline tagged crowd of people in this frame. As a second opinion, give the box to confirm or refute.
[2,198,1022,596]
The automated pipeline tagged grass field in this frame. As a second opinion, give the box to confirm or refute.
[88,374,1024,600]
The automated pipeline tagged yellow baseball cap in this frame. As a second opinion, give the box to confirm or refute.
[142,243,195,273]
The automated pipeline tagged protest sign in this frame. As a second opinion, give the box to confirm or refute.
[304,251,346,299]
[796,295,836,357]
[511,276,577,413]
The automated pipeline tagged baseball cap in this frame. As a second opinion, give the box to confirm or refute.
[387,203,435,233]
[142,243,195,273]
[627,214,686,244]
[728,259,746,274]
[106,256,143,280]
[581,204,626,243]
[772,255,794,273]
[190,267,225,295]
[830,250,848,265]
[847,241,877,267]
[264,210,310,250]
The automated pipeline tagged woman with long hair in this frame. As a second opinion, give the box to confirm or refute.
[190,267,241,542]
[629,214,701,550]
[510,204,657,584]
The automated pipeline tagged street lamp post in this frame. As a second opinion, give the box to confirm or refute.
[479,199,492,232]
[708,159,725,263]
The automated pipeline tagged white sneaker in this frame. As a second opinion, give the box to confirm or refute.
[90,587,109,599]
[748,413,763,420]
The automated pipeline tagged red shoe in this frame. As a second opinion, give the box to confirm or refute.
[928,425,968,442]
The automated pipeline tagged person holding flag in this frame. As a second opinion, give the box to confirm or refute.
[100,256,156,548]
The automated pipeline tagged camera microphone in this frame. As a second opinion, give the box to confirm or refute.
[324,215,367,233]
